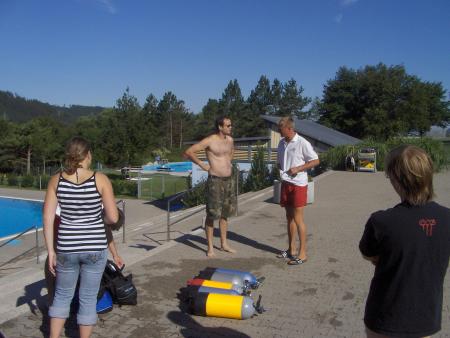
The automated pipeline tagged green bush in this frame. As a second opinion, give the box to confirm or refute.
[38,175,51,189]
[123,180,138,196]
[320,137,447,172]
[111,179,122,194]
[244,146,272,192]
[182,179,207,208]
[111,179,138,197]
[21,175,34,188]
[7,174,18,186]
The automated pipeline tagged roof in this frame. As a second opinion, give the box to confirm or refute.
[261,115,361,147]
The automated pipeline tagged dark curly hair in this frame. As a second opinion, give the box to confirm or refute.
[64,137,91,175]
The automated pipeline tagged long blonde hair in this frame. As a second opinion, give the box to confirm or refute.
[64,137,91,175]
[385,145,434,205]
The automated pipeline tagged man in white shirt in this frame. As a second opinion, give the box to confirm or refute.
[277,116,320,265]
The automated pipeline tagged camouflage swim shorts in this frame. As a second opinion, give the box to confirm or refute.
[206,175,236,220]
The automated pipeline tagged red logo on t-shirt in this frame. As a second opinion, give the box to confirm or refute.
[419,219,436,236]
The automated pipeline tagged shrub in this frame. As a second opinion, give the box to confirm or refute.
[122,180,138,196]
[38,175,51,189]
[320,137,447,172]
[111,179,122,195]
[111,179,137,197]
[182,179,207,208]
[7,174,18,186]
[244,146,271,192]
[21,175,34,188]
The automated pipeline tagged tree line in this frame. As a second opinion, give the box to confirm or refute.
[0,63,448,174]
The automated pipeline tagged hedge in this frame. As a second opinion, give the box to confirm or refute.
[320,137,447,172]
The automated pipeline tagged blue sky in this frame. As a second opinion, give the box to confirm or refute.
[1,0,449,113]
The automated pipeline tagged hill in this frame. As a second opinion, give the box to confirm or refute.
[0,90,107,123]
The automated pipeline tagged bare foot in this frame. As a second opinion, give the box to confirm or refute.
[220,246,237,254]
[206,250,216,257]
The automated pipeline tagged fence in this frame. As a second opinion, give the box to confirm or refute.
[136,172,190,200]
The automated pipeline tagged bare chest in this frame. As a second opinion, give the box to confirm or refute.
[207,137,233,157]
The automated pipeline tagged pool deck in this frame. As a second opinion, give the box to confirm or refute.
[0,171,449,337]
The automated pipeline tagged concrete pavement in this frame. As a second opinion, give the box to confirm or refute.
[0,170,449,337]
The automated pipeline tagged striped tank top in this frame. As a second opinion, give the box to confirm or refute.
[56,172,107,253]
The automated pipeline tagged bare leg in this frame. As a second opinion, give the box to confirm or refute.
[205,217,215,257]
[293,207,307,260]
[50,317,66,338]
[219,218,236,253]
[286,207,297,256]
[80,324,94,338]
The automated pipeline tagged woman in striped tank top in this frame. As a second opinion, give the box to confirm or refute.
[43,137,119,338]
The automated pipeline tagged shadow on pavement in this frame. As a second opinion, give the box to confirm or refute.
[127,244,157,251]
[175,234,208,255]
[226,230,279,255]
[16,279,47,316]
[167,310,251,337]
[175,229,280,256]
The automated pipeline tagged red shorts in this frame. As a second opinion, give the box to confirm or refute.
[280,182,307,208]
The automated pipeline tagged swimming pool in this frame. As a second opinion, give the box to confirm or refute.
[142,161,192,173]
[0,197,43,239]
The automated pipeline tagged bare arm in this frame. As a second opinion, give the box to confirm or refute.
[43,174,59,276]
[105,227,124,268]
[183,137,211,172]
[287,159,320,176]
[97,172,119,224]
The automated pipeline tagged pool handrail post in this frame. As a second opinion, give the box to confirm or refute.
[35,224,40,264]
[235,164,239,217]
[167,199,171,241]
[137,171,142,198]
[122,200,126,244]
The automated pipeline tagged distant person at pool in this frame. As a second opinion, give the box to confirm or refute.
[43,136,120,338]
[183,116,236,257]
[359,145,450,338]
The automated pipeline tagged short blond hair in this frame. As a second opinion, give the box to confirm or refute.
[385,145,434,205]
[278,116,294,129]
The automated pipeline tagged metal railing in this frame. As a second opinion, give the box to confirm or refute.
[166,188,203,241]
[0,224,41,264]
[0,199,126,266]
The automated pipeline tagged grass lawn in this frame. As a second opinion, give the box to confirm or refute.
[139,173,189,200]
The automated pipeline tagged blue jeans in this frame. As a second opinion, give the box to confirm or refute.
[49,250,107,325]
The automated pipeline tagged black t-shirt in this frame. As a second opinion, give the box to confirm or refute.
[359,201,450,338]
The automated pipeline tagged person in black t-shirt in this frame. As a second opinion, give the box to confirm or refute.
[359,145,450,338]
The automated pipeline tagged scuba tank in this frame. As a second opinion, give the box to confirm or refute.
[187,278,248,295]
[200,267,265,289]
[187,285,241,296]
[189,292,264,320]
[205,267,264,289]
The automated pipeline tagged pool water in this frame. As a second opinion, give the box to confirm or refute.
[0,197,43,239]
[142,161,192,173]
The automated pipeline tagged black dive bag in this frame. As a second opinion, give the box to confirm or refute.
[103,260,138,306]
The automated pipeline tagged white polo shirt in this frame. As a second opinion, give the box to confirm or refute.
[277,133,318,186]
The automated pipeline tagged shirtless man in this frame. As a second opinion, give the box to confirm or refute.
[184,116,236,257]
